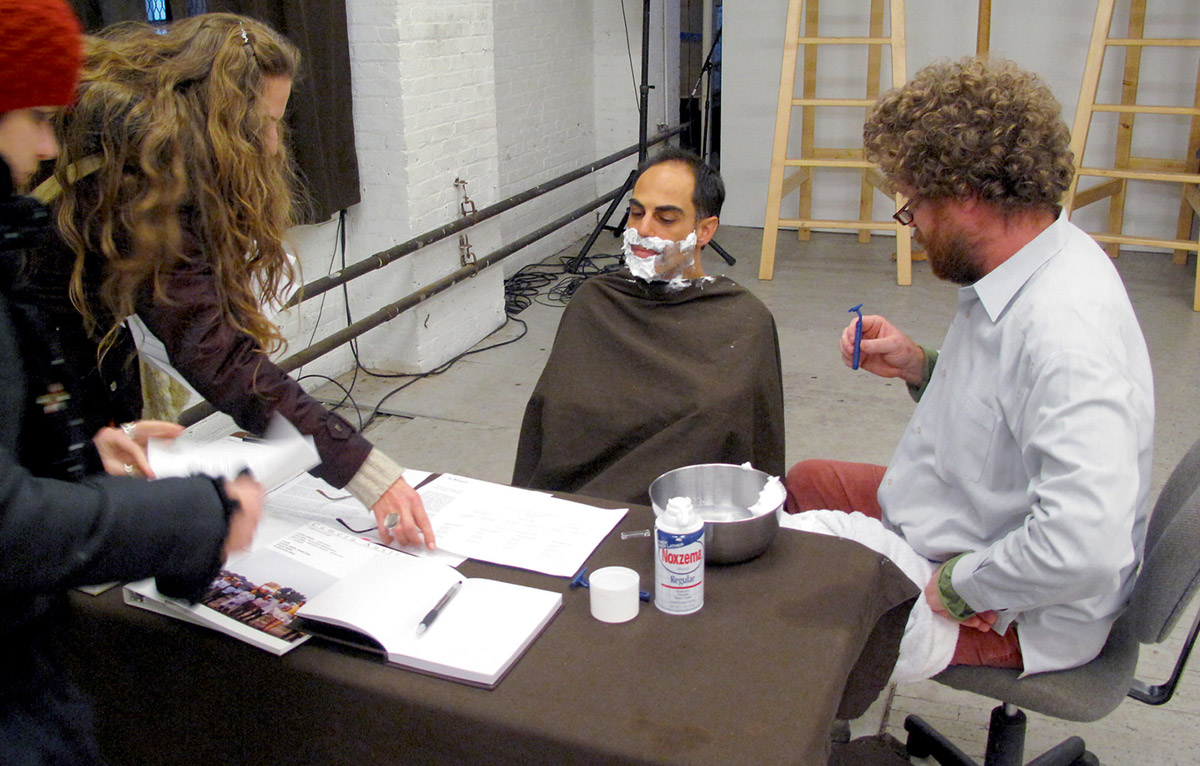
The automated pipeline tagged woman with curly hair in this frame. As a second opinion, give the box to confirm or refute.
[785,57,1154,678]
[38,13,433,549]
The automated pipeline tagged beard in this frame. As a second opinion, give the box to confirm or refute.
[918,226,985,286]
[622,229,697,283]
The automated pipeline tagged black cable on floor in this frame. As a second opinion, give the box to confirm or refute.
[316,234,618,429]
[359,315,529,431]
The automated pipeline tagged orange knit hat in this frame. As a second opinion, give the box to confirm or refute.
[0,0,83,113]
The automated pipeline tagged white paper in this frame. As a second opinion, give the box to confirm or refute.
[298,549,563,687]
[416,474,627,577]
[148,412,320,491]
[263,470,461,565]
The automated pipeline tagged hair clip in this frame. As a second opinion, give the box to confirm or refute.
[237,22,261,67]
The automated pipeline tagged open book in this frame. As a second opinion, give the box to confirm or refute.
[296,553,563,688]
[124,523,562,688]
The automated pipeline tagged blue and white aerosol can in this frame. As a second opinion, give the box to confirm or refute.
[654,496,704,614]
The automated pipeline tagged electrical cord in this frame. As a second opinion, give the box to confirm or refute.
[358,314,529,431]
[504,251,622,313]
[310,216,621,430]
[294,372,364,432]
[619,0,640,112]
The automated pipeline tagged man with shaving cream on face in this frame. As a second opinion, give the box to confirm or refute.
[513,147,785,505]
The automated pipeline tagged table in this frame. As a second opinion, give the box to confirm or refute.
[66,501,916,766]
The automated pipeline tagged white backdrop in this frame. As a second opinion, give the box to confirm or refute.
[722,0,1200,248]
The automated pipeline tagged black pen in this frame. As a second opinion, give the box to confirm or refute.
[417,580,463,635]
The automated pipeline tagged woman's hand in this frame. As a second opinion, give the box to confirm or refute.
[93,420,185,478]
[373,477,437,550]
[223,473,264,557]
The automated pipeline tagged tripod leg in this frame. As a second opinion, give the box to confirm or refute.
[707,238,736,266]
[568,169,635,273]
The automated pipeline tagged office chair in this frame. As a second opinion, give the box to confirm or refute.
[903,435,1200,766]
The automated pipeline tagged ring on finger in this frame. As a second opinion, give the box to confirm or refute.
[123,463,135,476]
[120,422,136,439]
[384,512,400,530]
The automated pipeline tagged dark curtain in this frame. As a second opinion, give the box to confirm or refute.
[68,0,146,27]
[207,0,361,222]
[67,0,361,224]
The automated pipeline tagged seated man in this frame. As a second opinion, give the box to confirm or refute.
[787,58,1154,676]
[513,147,784,505]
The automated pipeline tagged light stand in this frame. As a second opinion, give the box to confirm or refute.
[686,26,734,266]
[568,0,733,272]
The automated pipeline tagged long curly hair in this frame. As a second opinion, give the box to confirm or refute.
[863,57,1074,212]
[53,13,301,355]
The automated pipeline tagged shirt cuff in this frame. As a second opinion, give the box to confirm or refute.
[937,553,977,621]
[906,346,939,402]
[345,449,406,509]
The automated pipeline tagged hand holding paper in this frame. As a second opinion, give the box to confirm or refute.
[94,420,185,478]
[148,413,320,490]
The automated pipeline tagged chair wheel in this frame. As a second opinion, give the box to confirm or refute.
[1071,753,1100,766]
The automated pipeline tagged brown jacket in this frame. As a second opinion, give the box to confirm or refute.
[25,214,371,488]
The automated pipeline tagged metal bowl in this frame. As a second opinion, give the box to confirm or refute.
[649,463,782,564]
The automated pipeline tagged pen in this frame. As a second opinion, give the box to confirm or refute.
[417,580,463,634]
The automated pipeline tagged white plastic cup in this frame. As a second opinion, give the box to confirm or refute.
[588,566,640,623]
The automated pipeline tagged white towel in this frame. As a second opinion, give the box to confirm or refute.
[779,510,958,683]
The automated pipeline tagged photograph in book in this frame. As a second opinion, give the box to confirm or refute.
[196,531,355,644]
[124,523,414,655]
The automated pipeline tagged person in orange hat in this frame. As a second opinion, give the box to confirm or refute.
[0,0,82,192]
[1,3,263,761]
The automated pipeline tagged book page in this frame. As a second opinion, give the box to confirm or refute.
[416,474,627,577]
[127,523,414,654]
[263,471,463,565]
[298,554,562,687]
[148,412,319,490]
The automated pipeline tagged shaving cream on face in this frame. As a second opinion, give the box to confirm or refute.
[622,229,697,282]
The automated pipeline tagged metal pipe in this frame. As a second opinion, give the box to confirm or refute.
[286,124,685,309]
[178,185,626,427]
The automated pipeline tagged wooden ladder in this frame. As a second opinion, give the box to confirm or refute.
[758,0,910,283]
[1065,0,1200,310]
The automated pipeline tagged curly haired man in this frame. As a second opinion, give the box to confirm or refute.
[785,58,1154,676]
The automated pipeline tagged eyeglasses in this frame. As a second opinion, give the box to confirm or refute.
[893,197,920,226]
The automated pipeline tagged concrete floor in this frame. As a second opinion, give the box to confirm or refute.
[312,224,1200,765]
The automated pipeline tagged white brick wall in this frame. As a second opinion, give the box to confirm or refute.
[493,1,598,274]
[342,0,505,373]
[274,1,671,379]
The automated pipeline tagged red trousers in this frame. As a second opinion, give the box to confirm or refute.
[785,459,1023,670]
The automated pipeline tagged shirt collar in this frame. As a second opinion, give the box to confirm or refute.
[967,211,1069,322]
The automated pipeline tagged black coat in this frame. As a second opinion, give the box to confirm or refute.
[0,157,233,764]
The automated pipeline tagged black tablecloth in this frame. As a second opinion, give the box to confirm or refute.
[66,502,916,765]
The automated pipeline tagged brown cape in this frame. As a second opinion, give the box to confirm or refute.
[512,270,785,505]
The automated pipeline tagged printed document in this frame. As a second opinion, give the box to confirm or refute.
[416,473,626,577]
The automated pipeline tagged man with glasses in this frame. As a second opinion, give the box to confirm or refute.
[784,58,1154,676]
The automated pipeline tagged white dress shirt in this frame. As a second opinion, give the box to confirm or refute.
[877,214,1154,675]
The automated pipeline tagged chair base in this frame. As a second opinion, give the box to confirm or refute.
[903,706,1100,766]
